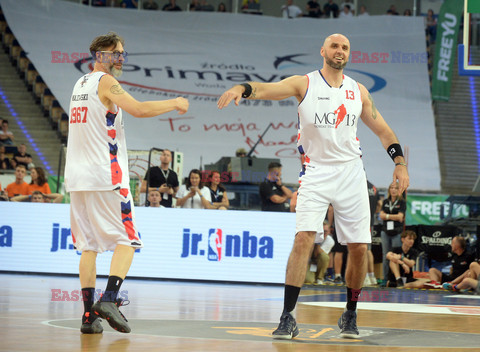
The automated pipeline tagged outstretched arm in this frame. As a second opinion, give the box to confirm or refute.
[99,74,189,118]
[217,75,308,109]
[358,83,409,193]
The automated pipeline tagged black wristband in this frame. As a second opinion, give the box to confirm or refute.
[240,83,252,98]
[387,143,403,161]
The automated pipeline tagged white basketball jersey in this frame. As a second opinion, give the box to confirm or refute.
[297,71,363,164]
[65,71,130,191]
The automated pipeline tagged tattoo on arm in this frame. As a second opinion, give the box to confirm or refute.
[251,87,257,99]
[110,84,125,95]
[367,93,377,120]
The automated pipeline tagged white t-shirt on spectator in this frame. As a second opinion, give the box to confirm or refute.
[176,185,212,209]
[282,4,302,18]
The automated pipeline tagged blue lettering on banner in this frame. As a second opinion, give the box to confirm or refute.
[0,225,13,247]
[181,228,274,260]
[50,223,75,252]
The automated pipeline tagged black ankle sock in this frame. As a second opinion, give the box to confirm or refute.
[346,287,362,311]
[283,285,301,313]
[102,276,123,302]
[81,287,95,313]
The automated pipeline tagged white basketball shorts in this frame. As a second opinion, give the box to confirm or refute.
[70,188,143,253]
[295,157,371,245]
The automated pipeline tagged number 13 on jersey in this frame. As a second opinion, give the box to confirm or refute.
[70,106,88,124]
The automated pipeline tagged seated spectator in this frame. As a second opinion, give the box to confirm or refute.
[206,170,229,210]
[197,0,214,11]
[0,119,14,146]
[82,0,106,5]
[176,169,213,209]
[120,0,137,8]
[144,0,159,10]
[306,0,322,18]
[5,164,29,198]
[147,189,163,207]
[403,9,412,16]
[189,0,200,11]
[0,146,13,170]
[386,230,419,288]
[11,190,63,203]
[281,0,303,18]
[358,5,369,16]
[429,236,476,285]
[425,9,437,43]
[28,167,51,195]
[259,161,292,212]
[339,1,353,14]
[323,0,339,18]
[242,0,260,12]
[443,261,480,293]
[339,4,353,18]
[13,143,34,170]
[217,2,227,12]
[162,0,181,11]
[140,149,179,208]
[386,4,399,15]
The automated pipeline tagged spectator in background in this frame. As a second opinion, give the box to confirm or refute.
[206,170,229,210]
[403,9,412,16]
[429,236,476,285]
[217,2,227,12]
[140,149,179,208]
[306,0,322,18]
[13,143,33,170]
[339,0,353,14]
[281,0,303,18]
[5,164,29,198]
[28,167,51,195]
[242,0,260,11]
[143,0,158,10]
[387,4,399,15]
[364,180,379,287]
[147,189,163,207]
[11,190,63,203]
[358,5,368,16]
[120,0,137,8]
[339,4,353,18]
[323,0,339,18]
[386,230,418,288]
[425,9,437,43]
[0,146,12,170]
[162,0,181,11]
[197,0,214,11]
[379,182,406,283]
[176,169,213,209]
[189,0,200,10]
[259,162,292,212]
[235,147,247,157]
[0,119,14,146]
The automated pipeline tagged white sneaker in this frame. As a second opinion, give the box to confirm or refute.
[316,279,324,285]
[369,276,377,286]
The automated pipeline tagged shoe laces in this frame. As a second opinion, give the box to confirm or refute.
[278,313,295,331]
[342,311,357,330]
[115,299,129,322]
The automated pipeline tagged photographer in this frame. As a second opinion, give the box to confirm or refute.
[140,149,179,207]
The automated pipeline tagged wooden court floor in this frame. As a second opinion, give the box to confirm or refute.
[1,273,479,352]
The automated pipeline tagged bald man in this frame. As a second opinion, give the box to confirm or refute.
[218,33,409,339]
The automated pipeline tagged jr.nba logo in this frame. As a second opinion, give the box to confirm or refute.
[208,228,222,261]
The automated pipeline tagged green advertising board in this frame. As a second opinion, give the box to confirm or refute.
[406,194,469,225]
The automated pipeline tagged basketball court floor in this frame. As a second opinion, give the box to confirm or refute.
[1,273,479,351]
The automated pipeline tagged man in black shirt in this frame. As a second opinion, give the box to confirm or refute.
[259,162,292,212]
[140,149,179,207]
[429,236,476,284]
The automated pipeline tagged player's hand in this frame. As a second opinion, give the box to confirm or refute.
[393,164,409,194]
[217,85,244,109]
[175,97,189,115]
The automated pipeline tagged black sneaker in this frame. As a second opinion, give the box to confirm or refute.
[80,311,103,334]
[93,299,131,333]
[333,277,344,285]
[272,311,299,340]
[338,310,359,338]
[396,278,404,288]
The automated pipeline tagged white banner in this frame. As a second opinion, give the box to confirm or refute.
[0,202,295,284]
[0,0,440,190]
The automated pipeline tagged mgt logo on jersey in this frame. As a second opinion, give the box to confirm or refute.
[314,105,357,129]
[181,228,274,260]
